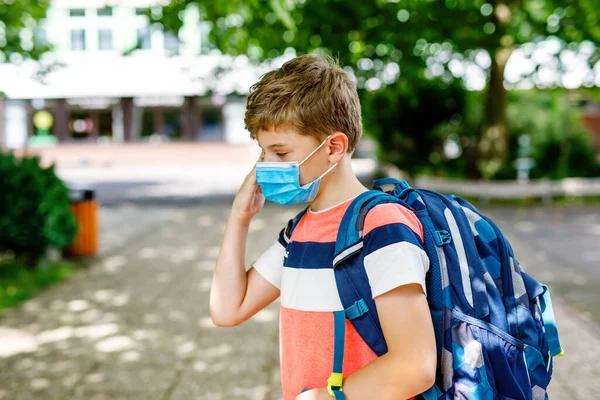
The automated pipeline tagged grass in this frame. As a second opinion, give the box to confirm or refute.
[0,257,79,316]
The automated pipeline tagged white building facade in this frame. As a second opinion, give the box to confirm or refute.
[0,0,264,148]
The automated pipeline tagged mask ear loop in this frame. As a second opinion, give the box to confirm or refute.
[316,162,338,180]
[299,135,332,166]
[298,135,337,188]
[300,162,339,189]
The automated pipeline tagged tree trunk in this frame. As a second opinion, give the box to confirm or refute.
[479,1,513,178]
[480,48,511,177]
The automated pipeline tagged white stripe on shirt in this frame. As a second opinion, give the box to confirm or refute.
[280,267,344,312]
[364,241,429,298]
[252,240,285,290]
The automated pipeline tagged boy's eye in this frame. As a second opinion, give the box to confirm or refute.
[276,152,288,158]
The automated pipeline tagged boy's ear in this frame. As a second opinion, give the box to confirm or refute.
[328,132,348,163]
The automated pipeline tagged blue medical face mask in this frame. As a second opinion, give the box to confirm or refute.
[255,137,338,206]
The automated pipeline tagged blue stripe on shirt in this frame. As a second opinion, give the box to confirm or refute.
[363,223,424,257]
[283,241,335,269]
[283,224,423,269]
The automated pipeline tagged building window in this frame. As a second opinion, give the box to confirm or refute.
[97,7,113,17]
[135,8,148,16]
[98,29,113,50]
[69,9,85,17]
[164,31,179,55]
[136,27,151,50]
[70,29,86,51]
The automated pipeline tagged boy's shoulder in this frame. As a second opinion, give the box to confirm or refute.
[280,197,423,246]
[363,202,424,239]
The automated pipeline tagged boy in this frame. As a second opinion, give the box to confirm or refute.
[210,54,436,400]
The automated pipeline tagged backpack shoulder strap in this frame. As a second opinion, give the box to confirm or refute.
[332,189,408,358]
[279,207,309,247]
[333,190,404,267]
[331,185,446,398]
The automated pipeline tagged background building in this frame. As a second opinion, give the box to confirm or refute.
[0,0,265,148]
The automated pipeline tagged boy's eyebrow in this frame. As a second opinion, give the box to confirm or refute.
[260,143,289,150]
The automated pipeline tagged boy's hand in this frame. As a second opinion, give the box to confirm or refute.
[230,165,265,226]
[295,387,330,400]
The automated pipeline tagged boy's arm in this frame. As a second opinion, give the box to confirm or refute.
[300,202,437,400]
[209,166,281,327]
[300,284,436,400]
[341,283,436,399]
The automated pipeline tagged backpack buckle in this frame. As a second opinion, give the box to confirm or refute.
[434,230,452,246]
[327,372,344,397]
[392,181,412,200]
[345,298,370,320]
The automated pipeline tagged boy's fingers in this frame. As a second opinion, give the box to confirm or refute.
[243,166,257,184]
[247,169,257,184]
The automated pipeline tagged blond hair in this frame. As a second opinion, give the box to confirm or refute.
[245,54,362,152]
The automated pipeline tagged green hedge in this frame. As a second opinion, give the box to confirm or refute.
[388,89,600,180]
[0,257,77,314]
[0,151,77,264]
[506,90,600,180]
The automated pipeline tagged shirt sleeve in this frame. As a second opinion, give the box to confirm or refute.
[251,227,287,289]
[362,203,430,298]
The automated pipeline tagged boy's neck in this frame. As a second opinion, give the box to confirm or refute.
[309,156,368,212]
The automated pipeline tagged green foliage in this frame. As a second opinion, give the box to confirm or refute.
[0,151,77,263]
[405,89,600,180]
[0,257,77,314]
[155,0,600,96]
[362,78,466,178]
[505,90,600,179]
[157,0,600,65]
[155,0,600,178]
[530,129,600,179]
[0,0,51,61]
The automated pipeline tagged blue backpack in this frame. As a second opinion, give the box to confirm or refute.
[287,178,563,400]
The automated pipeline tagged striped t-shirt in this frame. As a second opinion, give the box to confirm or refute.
[253,196,429,400]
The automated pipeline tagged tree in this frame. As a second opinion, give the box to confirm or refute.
[156,0,600,177]
[0,0,50,62]
[362,76,467,179]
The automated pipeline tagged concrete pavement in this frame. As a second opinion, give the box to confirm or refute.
[0,201,598,399]
[1,143,598,398]
[25,143,377,205]
[486,206,600,325]
[487,206,600,399]
[0,203,299,400]
[485,205,600,399]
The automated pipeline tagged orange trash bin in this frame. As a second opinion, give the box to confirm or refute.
[65,188,98,257]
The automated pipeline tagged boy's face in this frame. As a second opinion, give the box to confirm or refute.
[256,126,332,186]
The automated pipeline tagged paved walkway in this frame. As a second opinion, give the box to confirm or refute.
[25,143,376,205]
[0,202,598,399]
[486,206,600,399]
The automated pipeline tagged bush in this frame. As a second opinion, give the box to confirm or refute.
[361,77,466,179]
[426,89,600,181]
[506,90,600,180]
[0,151,77,264]
[529,129,600,179]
